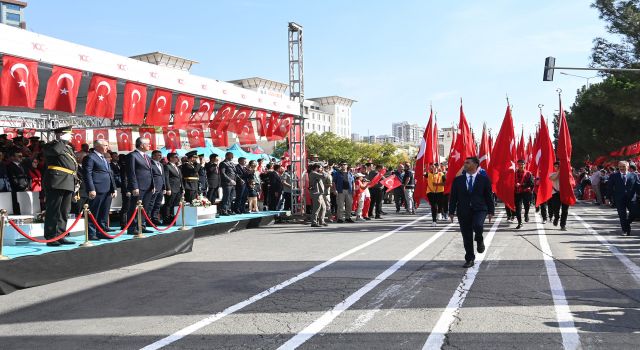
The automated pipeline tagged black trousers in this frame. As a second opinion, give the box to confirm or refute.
[150,190,164,221]
[234,184,247,213]
[427,192,443,222]
[440,194,449,216]
[458,211,488,262]
[162,191,182,222]
[128,187,154,234]
[550,192,569,227]
[283,192,292,211]
[120,193,130,229]
[88,192,112,238]
[615,199,636,233]
[44,189,73,240]
[10,190,20,215]
[184,189,197,203]
[222,185,236,213]
[506,207,514,220]
[539,201,549,221]
[394,189,405,211]
[515,192,532,224]
[206,186,220,203]
[267,190,280,211]
[368,188,383,217]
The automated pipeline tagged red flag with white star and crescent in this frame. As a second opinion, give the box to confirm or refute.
[93,128,110,143]
[209,128,229,147]
[238,119,258,145]
[71,129,86,152]
[479,124,491,171]
[444,104,476,194]
[116,128,133,152]
[413,109,435,207]
[210,103,236,132]
[173,94,194,129]
[536,115,555,206]
[191,99,215,125]
[123,82,147,125]
[186,125,205,148]
[138,127,157,150]
[145,89,172,127]
[85,74,117,119]
[487,105,516,210]
[557,97,577,206]
[163,127,181,151]
[0,55,39,109]
[44,66,82,113]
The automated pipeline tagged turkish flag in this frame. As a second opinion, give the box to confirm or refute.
[0,55,39,109]
[516,130,526,162]
[529,130,539,176]
[71,129,86,152]
[3,128,17,139]
[191,98,214,125]
[272,114,294,140]
[536,115,555,206]
[526,135,533,170]
[238,120,257,145]
[93,128,109,142]
[557,100,576,206]
[186,125,205,148]
[444,104,476,194]
[255,110,269,137]
[116,128,133,151]
[85,74,117,119]
[624,140,640,156]
[123,82,147,125]
[44,66,82,113]
[382,174,403,193]
[19,128,36,138]
[210,103,236,132]
[594,156,608,166]
[479,124,491,171]
[265,111,281,141]
[173,94,194,129]
[228,107,252,134]
[367,169,388,188]
[163,127,182,151]
[139,127,157,150]
[487,105,516,210]
[145,89,172,127]
[209,128,229,147]
[414,110,436,207]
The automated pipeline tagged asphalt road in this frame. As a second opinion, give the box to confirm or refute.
[0,202,639,349]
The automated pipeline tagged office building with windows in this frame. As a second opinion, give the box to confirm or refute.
[0,0,26,28]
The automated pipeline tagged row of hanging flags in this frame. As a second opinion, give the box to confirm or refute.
[0,55,294,149]
[590,140,640,167]
[413,95,577,210]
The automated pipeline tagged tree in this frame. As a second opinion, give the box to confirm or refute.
[591,0,640,69]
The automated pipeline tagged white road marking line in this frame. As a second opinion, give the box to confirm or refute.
[140,214,431,350]
[422,213,503,349]
[277,222,456,350]
[536,213,581,350]
[572,212,640,285]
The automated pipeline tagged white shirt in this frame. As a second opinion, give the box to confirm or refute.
[466,171,478,191]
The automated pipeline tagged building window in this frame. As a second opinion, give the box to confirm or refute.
[5,4,22,11]
[304,106,309,115]
[439,144,445,155]
[5,13,20,22]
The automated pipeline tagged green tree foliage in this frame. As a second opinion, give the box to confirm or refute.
[591,0,640,69]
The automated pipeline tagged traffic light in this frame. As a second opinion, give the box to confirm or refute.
[543,56,555,81]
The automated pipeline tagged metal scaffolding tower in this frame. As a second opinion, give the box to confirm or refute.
[288,22,305,215]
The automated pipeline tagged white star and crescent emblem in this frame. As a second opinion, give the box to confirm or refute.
[156,96,167,112]
[96,81,111,102]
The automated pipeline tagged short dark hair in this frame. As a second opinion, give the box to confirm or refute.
[554,161,560,166]
[151,150,162,157]
[238,157,246,162]
[630,164,637,171]
[466,157,480,166]
[311,163,321,171]
[210,153,218,160]
[273,164,281,171]
[517,159,525,164]
[167,152,177,159]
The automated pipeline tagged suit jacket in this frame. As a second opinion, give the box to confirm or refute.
[110,161,121,188]
[608,171,640,204]
[83,151,116,194]
[118,154,130,192]
[181,162,199,191]
[7,161,29,191]
[235,164,249,187]
[205,162,220,188]
[43,140,78,192]
[151,160,165,192]
[219,160,237,186]
[449,172,495,217]
[127,150,155,192]
[164,162,183,193]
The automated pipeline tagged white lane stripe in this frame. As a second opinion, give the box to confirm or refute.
[422,213,503,349]
[141,214,431,350]
[572,212,640,285]
[278,222,456,350]
[536,213,581,349]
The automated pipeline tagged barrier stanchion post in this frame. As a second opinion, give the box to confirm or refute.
[0,209,9,260]
[80,204,93,248]
[134,200,145,239]
[179,196,188,231]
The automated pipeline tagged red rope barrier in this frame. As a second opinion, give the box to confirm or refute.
[8,214,83,243]
[87,207,138,239]
[141,205,182,231]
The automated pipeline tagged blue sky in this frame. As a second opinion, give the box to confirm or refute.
[26,0,607,138]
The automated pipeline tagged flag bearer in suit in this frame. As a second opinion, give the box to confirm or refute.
[449,156,495,268]
[42,126,78,247]
[83,139,117,240]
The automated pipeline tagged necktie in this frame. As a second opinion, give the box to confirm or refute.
[143,153,150,167]
[467,175,474,192]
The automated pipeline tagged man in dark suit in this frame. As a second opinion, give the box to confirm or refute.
[42,126,78,247]
[127,137,156,236]
[83,139,117,240]
[198,154,208,196]
[6,149,29,215]
[219,151,237,215]
[110,152,122,188]
[149,150,166,225]
[118,153,131,229]
[449,156,495,268]
[607,161,640,236]
[181,151,200,203]
[234,157,249,214]
[205,153,220,203]
[162,152,183,223]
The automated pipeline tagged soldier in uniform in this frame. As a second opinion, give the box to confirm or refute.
[182,151,200,203]
[43,126,78,247]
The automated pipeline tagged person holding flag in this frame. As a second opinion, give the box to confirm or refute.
[426,163,445,226]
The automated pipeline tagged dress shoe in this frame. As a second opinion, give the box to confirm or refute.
[89,237,101,241]
[364,217,372,221]
[220,212,229,216]
[381,211,388,215]
[463,260,475,268]
[553,219,559,226]
[98,235,113,240]
[524,215,529,222]
[375,216,382,219]
[322,223,329,226]
[542,219,547,224]
[477,241,486,254]
[142,229,154,234]
[560,226,567,231]
[58,238,76,245]
[336,219,345,223]
[345,218,355,223]
[46,241,61,247]
[623,230,631,236]
[311,223,321,227]
[515,224,522,229]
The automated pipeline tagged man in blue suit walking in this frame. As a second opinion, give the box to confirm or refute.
[127,137,156,236]
[607,161,640,236]
[449,156,495,268]
[83,139,117,240]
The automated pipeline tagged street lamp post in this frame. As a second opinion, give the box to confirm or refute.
[559,72,598,88]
